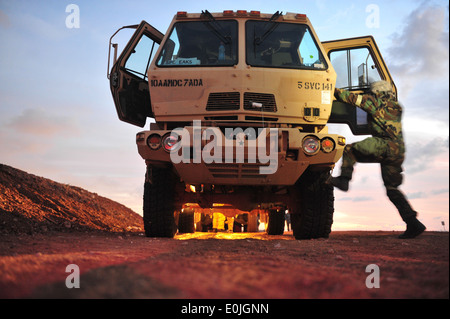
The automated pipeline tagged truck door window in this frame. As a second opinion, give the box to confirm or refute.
[330,47,383,126]
[156,21,238,66]
[323,36,395,135]
[246,21,327,69]
[124,34,159,80]
[330,47,382,90]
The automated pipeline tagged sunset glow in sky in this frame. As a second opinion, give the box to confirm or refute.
[0,0,448,231]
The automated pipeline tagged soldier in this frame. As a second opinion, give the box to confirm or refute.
[330,81,426,239]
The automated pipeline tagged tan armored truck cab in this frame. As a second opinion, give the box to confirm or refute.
[108,10,396,239]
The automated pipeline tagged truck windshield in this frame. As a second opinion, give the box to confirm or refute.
[156,21,238,67]
[246,21,327,70]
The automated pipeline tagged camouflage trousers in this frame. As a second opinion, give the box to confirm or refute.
[340,137,416,222]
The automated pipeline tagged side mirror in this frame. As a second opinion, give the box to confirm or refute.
[107,24,139,79]
[107,43,118,79]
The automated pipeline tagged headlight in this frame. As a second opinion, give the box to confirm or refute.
[302,136,320,155]
[147,134,161,150]
[162,133,181,152]
[321,138,335,153]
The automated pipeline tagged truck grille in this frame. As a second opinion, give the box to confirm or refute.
[206,92,240,111]
[206,163,269,179]
[244,92,277,112]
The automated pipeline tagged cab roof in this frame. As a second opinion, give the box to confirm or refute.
[175,10,309,23]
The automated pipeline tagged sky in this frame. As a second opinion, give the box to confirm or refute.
[0,0,448,231]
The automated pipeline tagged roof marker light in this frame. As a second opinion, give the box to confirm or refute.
[223,10,234,16]
[250,11,260,17]
[177,11,187,18]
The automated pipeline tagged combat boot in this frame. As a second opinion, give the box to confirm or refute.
[329,176,350,192]
[398,217,426,239]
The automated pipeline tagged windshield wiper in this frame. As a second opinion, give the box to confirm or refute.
[201,10,231,44]
[255,11,282,45]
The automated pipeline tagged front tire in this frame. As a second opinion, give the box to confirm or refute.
[178,208,195,233]
[266,209,285,235]
[290,170,334,240]
[143,166,177,238]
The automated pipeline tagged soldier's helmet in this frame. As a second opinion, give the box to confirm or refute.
[370,80,393,94]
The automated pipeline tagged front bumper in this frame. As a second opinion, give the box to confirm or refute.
[136,126,345,185]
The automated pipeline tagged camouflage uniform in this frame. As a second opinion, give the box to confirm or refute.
[334,87,416,223]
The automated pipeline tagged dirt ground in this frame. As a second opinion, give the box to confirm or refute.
[1,164,448,301]
[0,230,448,300]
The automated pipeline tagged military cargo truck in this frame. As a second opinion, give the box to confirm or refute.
[107,10,396,239]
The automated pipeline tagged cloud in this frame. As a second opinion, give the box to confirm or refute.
[407,191,426,199]
[318,4,357,33]
[431,188,449,195]
[405,188,449,200]
[6,108,78,136]
[340,196,374,202]
[387,2,449,94]
[0,107,80,159]
[17,12,69,41]
[404,136,449,173]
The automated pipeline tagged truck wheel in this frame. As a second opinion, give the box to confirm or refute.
[143,166,177,238]
[246,213,259,232]
[178,211,195,233]
[266,209,285,235]
[291,170,334,240]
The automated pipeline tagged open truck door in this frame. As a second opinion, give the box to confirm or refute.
[322,36,396,135]
[108,21,164,127]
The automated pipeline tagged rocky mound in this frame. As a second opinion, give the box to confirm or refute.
[0,164,143,235]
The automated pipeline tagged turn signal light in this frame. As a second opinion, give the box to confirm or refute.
[136,132,145,142]
[338,136,346,146]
